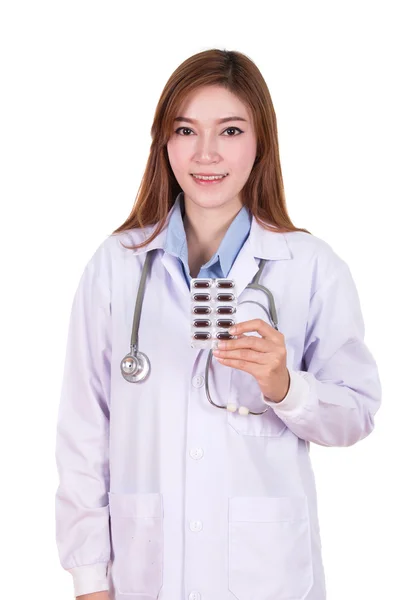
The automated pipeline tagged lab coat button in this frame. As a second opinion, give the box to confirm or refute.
[190,447,204,459]
[189,592,201,600]
[190,520,203,532]
[192,375,205,388]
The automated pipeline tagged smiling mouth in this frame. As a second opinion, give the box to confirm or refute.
[191,173,229,180]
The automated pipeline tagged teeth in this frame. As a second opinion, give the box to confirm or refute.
[192,174,227,181]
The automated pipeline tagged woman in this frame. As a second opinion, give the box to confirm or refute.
[55,49,382,600]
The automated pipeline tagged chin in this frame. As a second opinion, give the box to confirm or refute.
[187,192,236,208]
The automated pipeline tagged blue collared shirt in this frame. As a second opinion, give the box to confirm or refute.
[164,191,252,287]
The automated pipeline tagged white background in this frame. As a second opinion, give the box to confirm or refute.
[1,1,414,598]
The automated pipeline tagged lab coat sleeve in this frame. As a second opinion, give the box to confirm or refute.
[262,260,382,447]
[55,250,112,597]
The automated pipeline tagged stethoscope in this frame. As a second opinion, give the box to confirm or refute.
[120,250,279,416]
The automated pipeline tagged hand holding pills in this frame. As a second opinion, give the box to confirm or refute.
[213,318,291,403]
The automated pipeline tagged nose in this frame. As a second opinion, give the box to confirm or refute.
[193,131,221,162]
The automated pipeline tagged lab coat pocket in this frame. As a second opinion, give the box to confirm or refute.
[227,406,287,437]
[108,491,164,599]
[227,360,287,437]
[228,496,313,600]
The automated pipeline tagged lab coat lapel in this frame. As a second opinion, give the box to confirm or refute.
[160,252,190,299]
[228,241,261,301]
[126,216,190,299]
[228,217,293,300]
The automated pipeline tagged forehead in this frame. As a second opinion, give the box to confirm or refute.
[177,86,250,122]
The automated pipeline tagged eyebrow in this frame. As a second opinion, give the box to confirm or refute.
[173,116,248,124]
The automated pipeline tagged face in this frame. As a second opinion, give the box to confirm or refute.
[166,85,257,211]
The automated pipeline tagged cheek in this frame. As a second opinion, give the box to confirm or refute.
[166,144,181,173]
[167,140,190,172]
[226,139,257,173]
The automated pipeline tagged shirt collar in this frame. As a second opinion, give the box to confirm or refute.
[164,192,252,277]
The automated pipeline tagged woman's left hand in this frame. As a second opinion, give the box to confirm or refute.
[212,318,290,403]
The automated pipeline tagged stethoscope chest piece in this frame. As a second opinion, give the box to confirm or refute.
[120,351,151,382]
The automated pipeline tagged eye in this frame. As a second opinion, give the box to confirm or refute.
[175,127,194,136]
[223,127,243,136]
[174,126,244,136]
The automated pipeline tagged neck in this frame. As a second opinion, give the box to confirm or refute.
[182,195,243,261]
[182,194,244,278]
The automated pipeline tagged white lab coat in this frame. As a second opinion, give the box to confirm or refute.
[55,214,382,600]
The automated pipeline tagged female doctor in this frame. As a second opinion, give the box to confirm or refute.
[55,49,382,600]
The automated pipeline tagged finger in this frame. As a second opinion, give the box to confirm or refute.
[222,335,275,353]
[214,347,270,365]
[230,318,280,341]
[214,356,261,376]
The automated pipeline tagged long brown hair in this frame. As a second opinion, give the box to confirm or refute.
[112,48,311,250]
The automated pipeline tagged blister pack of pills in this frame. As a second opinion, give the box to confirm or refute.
[190,278,238,349]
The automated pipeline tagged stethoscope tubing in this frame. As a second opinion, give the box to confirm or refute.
[121,250,279,415]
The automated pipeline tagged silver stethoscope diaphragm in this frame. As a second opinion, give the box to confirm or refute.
[120,350,151,383]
